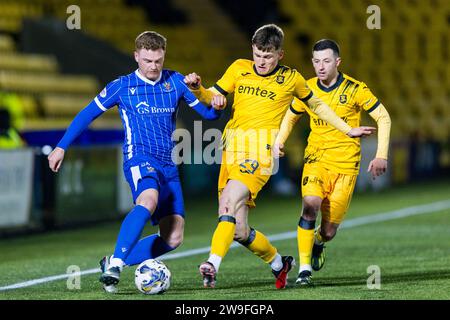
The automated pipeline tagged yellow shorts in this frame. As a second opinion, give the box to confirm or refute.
[218,150,273,208]
[301,163,357,224]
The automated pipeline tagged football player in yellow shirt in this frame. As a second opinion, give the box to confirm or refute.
[184,25,375,289]
[273,39,391,286]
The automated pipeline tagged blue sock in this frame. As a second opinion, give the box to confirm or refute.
[113,205,151,261]
[124,234,176,266]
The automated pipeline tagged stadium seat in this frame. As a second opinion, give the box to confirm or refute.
[40,93,119,119]
[0,34,15,52]
[0,53,58,73]
[279,0,450,140]
[17,94,38,119]
[40,94,92,118]
[0,2,42,32]
[1,0,448,140]
[0,71,99,95]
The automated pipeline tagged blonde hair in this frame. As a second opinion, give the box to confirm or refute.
[135,31,166,51]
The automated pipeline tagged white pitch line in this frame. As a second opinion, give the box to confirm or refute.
[0,269,100,291]
[1,199,449,292]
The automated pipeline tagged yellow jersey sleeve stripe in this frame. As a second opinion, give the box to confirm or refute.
[341,80,353,94]
[290,105,305,115]
[367,100,381,113]
[299,91,313,102]
[213,84,229,96]
[349,84,360,100]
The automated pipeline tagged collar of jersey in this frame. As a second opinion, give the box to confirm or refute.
[252,64,281,77]
[317,72,344,92]
[135,69,162,85]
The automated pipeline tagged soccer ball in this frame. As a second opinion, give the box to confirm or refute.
[134,259,171,295]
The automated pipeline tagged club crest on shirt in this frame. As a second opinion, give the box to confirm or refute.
[145,166,155,173]
[339,94,347,104]
[302,176,309,186]
[276,75,285,84]
[100,87,107,98]
[140,162,155,174]
[303,175,323,186]
[162,81,172,92]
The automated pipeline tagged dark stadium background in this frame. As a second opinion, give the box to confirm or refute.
[0,0,449,302]
[0,0,448,233]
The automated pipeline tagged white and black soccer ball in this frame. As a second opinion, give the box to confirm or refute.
[135,259,171,295]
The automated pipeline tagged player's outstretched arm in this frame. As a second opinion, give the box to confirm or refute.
[48,102,104,172]
[210,94,227,111]
[367,158,388,180]
[184,72,217,105]
[48,147,65,172]
[347,126,377,138]
[367,103,391,179]
[56,103,103,150]
[191,94,226,120]
[273,108,303,158]
[307,95,376,138]
[184,72,202,90]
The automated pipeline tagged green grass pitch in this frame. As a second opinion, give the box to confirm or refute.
[1,180,449,300]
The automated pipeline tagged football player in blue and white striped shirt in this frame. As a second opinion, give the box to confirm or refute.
[48,31,226,293]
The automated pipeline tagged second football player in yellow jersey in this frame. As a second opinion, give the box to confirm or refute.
[184,25,375,290]
[273,39,391,286]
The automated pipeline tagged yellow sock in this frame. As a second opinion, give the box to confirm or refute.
[297,217,316,268]
[245,229,277,263]
[210,216,236,258]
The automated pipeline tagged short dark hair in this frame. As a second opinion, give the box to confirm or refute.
[313,39,340,57]
[252,24,284,52]
[135,31,167,51]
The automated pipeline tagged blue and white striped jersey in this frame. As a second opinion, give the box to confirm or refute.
[94,69,201,164]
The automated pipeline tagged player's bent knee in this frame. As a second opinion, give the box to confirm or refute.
[302,205,319,219]
[233,225,249,242]
[218,195,239,216]
[320,221,339,241]
[163,232,183,249]
[302,197,321,218]
[159,215,184,248]
[167,237,183,249]
[136,191,158,213]
[218,203,229,216]
[136,198,157,213]
[219,188,247,215]
[303,198,321,210]
[321,229,337,242]
[136,188,159,212]
[234,232,249,243]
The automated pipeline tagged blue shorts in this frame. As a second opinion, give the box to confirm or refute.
[123,156,185,226]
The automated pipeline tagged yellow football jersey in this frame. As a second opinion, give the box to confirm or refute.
[291,72,380,174]
[214,59,312,154]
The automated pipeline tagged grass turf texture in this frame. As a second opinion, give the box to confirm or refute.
[0,180,449,300]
